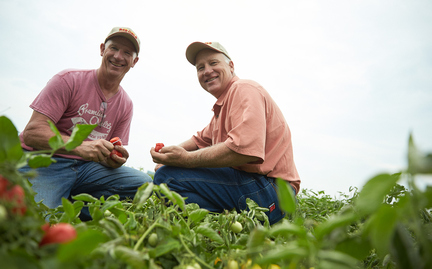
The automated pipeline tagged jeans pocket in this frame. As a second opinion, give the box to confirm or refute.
[237,181,286,225]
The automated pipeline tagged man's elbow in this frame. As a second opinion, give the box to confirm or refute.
[22,129,35,147]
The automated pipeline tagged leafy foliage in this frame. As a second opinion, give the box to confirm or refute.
[0,115,431,269]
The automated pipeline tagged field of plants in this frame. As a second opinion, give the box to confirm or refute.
[1,115,431,269]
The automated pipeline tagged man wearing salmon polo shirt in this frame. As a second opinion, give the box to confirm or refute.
[150,41,300,225]
[19,27,152,220]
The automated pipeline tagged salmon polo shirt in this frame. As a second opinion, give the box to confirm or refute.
[192,76,301,194]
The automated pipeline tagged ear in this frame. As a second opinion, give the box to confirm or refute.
[131,56,139,68]
[229,60,235,74]
[100,43,105,56]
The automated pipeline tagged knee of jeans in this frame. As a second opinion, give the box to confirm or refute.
[153,166,171,185]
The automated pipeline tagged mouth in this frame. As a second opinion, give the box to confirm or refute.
[110,61,124,67]
[206,76,218,83]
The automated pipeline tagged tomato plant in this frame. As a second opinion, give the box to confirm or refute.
[0,116,431,269]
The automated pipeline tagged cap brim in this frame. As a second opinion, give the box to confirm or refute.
[186,42,221,65]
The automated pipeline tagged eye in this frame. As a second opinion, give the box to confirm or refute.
[197,66,204,71]
[210,61,218,66]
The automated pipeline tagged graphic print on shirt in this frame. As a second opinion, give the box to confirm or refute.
[67,103,112,140]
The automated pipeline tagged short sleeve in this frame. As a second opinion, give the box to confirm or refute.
[30,74,72,123]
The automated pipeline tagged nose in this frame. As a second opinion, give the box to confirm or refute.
[203,65,213,75]
[113,50,124,60]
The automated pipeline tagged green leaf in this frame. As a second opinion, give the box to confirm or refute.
[113,246,145,267]
[335,236,371,260]
[247,226,267,249]
[196,225,224,244]
[100,200,122,212]
[269,222,306,237]
[276,178,296,213]
[48,120,65,151]
[317,250,361,269]
[256,243,307,265]
[151,237,181,258]
[314,211,358,240]
[355,173,400,216]
[188,209,209,224]
[27,154,56,168]
[159,183,174,201]
[62,197,76,220]
[57,229,108,262]
[408,133,432,174]
[64,124,97,151]
[390,223,422,269]
[71,193,99,203]
[364,204,398,258]
[133,182,154,208]
[0,116,23,164]
[172,191,186,211]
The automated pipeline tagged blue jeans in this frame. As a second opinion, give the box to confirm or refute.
[19,156,152,220]
[153,166,294,225]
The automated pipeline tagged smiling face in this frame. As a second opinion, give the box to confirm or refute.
[195,49,234,98]
[99,36,139,80]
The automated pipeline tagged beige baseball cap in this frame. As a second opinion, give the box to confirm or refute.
[104,27,141,54]
[186,42,231,65]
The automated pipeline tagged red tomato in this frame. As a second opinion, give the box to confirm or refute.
[0,176,8,195]
[109,137,123,158]
[110,149,123,158]
[39,223,77,246]
[155,143,165,152]
[110,137,122,146]
[0,175,26,215]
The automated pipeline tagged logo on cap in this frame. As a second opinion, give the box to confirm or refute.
[119,28,137,40]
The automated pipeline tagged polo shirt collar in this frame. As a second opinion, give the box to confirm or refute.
[213,76,239,112]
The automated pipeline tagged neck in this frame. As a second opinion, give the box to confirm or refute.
[96,68,122,99]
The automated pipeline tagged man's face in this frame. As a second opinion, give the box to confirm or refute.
[100,36,139,79]
[195,49,234,98]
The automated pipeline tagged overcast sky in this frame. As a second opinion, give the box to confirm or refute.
[1,0,431,197]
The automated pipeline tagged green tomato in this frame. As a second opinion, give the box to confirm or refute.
[104,210,111,217]
[148,233,158,247]
[0,205,7,222]
[230,221,243,233]
[227,260,239,269]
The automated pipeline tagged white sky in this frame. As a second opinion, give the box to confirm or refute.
[1,0,431,196]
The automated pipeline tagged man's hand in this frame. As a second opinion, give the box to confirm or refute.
[105,143,128,168]
[151,145,191,168]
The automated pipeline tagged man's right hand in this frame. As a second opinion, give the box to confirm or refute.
[77,139,114,163]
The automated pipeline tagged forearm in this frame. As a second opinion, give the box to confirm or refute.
[178,138,199,151]
[23,123,77,155]
[186,143,259,168]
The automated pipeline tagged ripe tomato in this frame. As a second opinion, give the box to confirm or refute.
[110,137,122,146]
[110,149,123,158]
[39,223,77,246]
[0,175,8,195]
[0,175,26,216]
[109,137,123,158]
[155,143,165,152]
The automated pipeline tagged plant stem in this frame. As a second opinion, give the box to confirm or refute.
[133,217,160,251]
[179,234,213,269]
